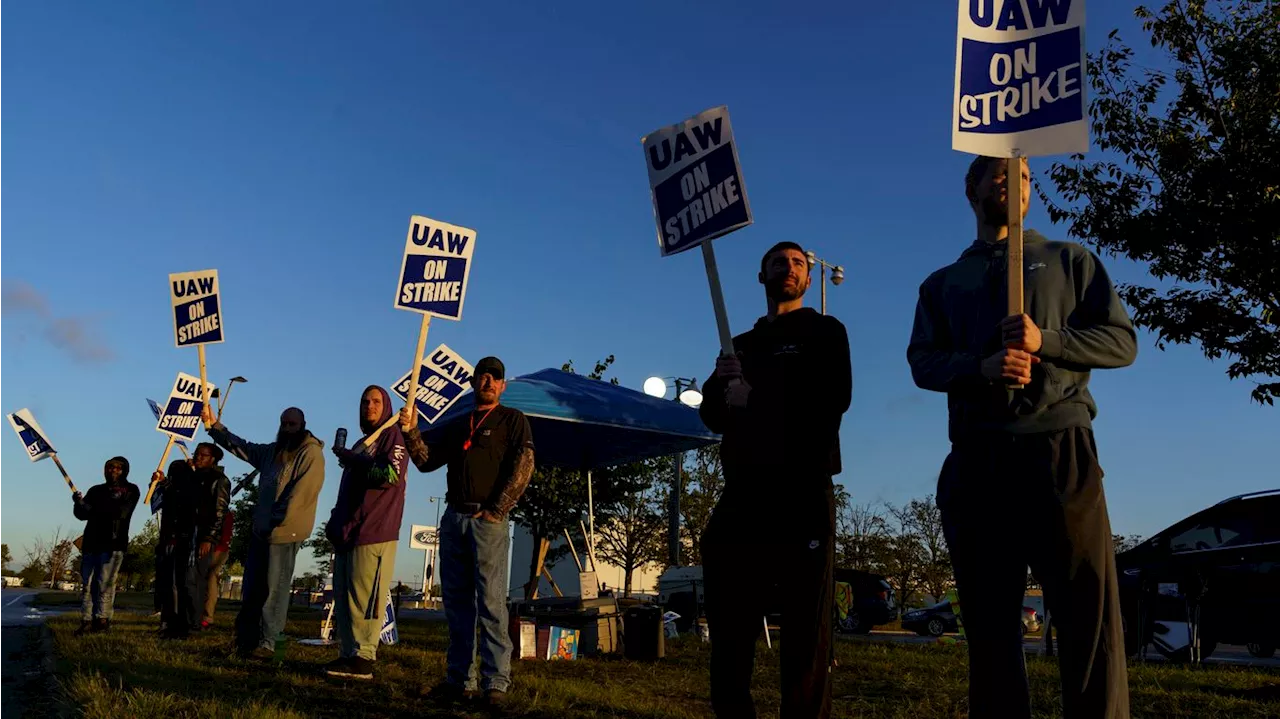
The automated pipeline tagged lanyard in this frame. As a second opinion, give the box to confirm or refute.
[463,407,497,451]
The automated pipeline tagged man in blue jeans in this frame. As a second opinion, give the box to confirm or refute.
[72,456,140,635]
[400,356,536,708]
[203,404,326,659]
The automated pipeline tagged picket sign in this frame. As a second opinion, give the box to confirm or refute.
[169,269,225,413]
[642,107,752,365]
[147,373,217,504]
[361,215,477,450]
[6,409,78,495]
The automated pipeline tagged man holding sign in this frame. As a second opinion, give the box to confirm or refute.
[698,242,852,719]
[907,156,1136,718]
[71,456,140,635]
[203,405,326,658]
[401,357,535,707]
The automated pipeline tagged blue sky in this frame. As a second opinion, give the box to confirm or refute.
[4,2,1276,586]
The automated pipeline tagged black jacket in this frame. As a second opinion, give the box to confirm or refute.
[158,461,231,546]
[700,308,852,491]
[73,459,141,554]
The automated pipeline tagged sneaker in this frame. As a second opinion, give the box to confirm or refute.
[325,656,374,680]
[74,621,92,637]
[485,689,508,707]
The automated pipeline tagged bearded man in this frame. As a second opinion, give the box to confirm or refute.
[204,404,326,659]
[697,241,853,719]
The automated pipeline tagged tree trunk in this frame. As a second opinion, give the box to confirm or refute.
[623,566,633,598]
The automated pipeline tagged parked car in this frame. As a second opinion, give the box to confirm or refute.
[831,569,896,634]
[1116,489,1280,662]
[902,601,1040,637]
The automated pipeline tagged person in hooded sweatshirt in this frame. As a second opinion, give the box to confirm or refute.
[152,442,231,639]
[907,156,1137,719]
[72,456,140,635]
[202,404,326,658]
[698,241,852,719]
[323,385,409,681]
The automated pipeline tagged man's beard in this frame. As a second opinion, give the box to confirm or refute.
[981,195,1008,228]
[765,276,806,303]
[277,429,305,451]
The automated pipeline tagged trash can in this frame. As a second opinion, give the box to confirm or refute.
[622,605,665,660]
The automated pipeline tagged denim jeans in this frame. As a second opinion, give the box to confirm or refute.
[80,551,124,621]
[235,536,301,652]
[440,508,512,692]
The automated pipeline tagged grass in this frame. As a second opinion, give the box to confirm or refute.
[42,607,1279,718]
[33,591,158,611]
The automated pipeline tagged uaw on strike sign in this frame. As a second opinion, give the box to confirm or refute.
[156,372,217,441]
[391,344,474,425]
[643,106,752,257]
[953,0,1088,157]
[395,216,476,320]
[170,270,225,346]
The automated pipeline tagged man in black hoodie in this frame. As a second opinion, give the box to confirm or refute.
[698,241,852,719]
[907,156,1137,719]
[72,456,140,635]
[152,443,231,639]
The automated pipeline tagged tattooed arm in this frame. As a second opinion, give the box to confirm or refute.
[486,413,536,519]
[490,447,536,519]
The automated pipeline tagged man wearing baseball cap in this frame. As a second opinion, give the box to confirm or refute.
[399,356,536,708]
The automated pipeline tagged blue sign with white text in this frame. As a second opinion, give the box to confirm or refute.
[952,0,1089,157]
[390,344,474,425]
[394,216,476,320]
[643,106,753,257]
[169,270,225,347]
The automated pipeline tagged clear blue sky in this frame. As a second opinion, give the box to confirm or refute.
[4,2,1276,586]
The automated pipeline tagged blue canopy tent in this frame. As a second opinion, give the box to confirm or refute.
[418,368,720,585]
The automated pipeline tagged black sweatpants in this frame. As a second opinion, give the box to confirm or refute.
[701,480,835,719]
[158,539,213,635]
[938,427,1129,719]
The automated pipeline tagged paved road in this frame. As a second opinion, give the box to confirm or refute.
[3,588,75,718]
[843,629,1280,669]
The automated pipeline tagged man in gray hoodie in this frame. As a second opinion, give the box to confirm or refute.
[907,156,1137,719]
[203,405,325,659]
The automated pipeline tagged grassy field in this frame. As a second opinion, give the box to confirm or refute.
[41,603,1279,718]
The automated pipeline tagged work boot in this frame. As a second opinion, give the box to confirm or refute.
[423,682,476,703]
[485,689,508,707]
[74,621,92,637]
[91,618,109,633]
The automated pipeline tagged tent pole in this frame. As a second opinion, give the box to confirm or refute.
[587,469,595,565]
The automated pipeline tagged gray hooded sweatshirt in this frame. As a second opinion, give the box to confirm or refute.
[208,423,326,544]
[907,230,1138,443]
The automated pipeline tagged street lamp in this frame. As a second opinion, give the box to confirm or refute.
[642,376,702,566]
[805,250,845,315]
[643,376,702,408]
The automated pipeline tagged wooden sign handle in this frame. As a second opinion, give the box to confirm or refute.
[700,241,743,392]
[146,436,177,504]
[50,454,78,494]
[198,345,211,411]
[1007,153,1026,390]
[359,314,431,451]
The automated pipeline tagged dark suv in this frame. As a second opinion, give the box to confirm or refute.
[1116,489,1280,661]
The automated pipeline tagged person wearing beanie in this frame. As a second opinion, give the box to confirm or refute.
[72,456,141,635]
[322,385,409,681]
[202,404,326,658]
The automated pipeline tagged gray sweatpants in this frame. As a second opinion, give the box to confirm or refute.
[938,427,1129,719]
[334,541,398,661]
[80,551,125,621]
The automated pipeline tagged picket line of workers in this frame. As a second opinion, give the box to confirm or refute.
[70,155,1137,718]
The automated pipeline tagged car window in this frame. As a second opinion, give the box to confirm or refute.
[1169,495,1280,553]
